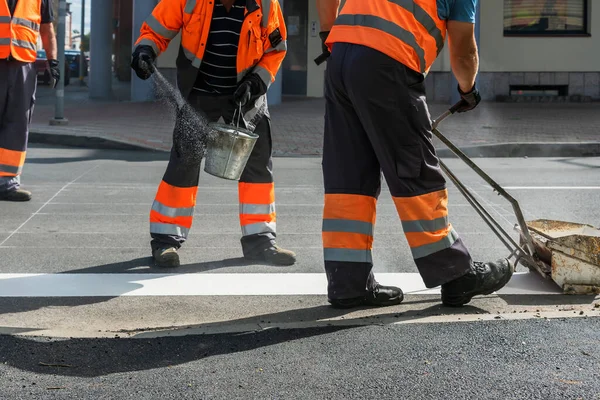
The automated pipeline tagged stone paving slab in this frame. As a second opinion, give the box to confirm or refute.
[29,96,600,157]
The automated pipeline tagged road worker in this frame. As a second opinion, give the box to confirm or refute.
[0,0,59,201]
[131,0,295,268]
[316,0,514,308]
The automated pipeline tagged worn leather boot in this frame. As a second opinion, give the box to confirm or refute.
[243,243,296,266]
[152,246,180,268]
[0,188,32,202]
[328,284,404,309]
[441,258,514,307]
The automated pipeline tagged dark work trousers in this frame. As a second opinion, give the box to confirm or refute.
[0,60,37,193]
[150,91,276,254]
[322,42,473,300]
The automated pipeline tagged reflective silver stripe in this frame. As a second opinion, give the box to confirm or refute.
[401,216,448,233]
[324,248,373,264]
[151,201,194,218]
[411,228,459,259]
[242,221,276,236]
[0,16,11,23]
[150,223,190,238]
[0,37,10,45]
[145,14,178,39]
[184,0,197,13]
[322,219,373,236]
[0,164,21,175]
[182,45,202,68]
[12,38,36,51]
[253,65,272,88]
[237,68,250,82]
[137,38,159,56]
[12,17,40,32]
[334,14,427,73]
[240,203,276,215]
[265,39,287,53]
[261,0,271,27]
[389,0,444,55]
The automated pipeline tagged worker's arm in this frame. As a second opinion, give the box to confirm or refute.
[316,0,340,32]
[253,0,287,89]
[134,0,184,57]
[446,20,479,93]
[314,0,340,64]
[132,0,184,80]
[40,22,60,87]
[39,22,57,60]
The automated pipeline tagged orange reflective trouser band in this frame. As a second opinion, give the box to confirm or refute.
[149,94,275,251]
[321,43,472,299]
[0,60,36,193]
[239,182,276,238]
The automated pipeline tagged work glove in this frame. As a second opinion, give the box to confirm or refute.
[455,84,481,113]
[48,59,60,88]
[131,45,156,80]
[233,72,267,107]
[314,31,330,65]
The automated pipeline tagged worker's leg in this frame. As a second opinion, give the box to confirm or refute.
[343,44,472,286]
[322,43,402,307]
[0,60,36,202]
[222,96,296,266]
[148,92,220,266]
[344,44,512,305]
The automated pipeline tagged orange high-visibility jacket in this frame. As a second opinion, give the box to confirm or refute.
[326,0,447,75]
[0,0,42,63]
[135,0,287,99]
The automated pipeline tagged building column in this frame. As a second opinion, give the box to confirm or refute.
[450,0,481,105]
[115,0,133,82]
[89,0,114,99]
[131,0,157,102]
[266,0,283,106]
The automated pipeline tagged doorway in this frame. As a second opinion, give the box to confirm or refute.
[281,0,308,96]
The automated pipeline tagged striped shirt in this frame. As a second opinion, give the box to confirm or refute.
[193,0,246,95]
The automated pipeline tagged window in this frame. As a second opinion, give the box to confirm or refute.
[504,0,589,36]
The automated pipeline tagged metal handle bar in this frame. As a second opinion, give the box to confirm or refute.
[314,52,329,66]
[432,101,540,269]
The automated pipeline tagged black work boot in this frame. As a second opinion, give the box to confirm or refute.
[328,284,404,309]
[152,246,180,268]
[243,242,296,266]
[0,188,32,202]
[441,258,514,307]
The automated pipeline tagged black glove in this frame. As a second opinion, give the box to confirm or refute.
[131,45,156,80]
[233,73,267,106]
[455,84,481,113]
[314,31,330,65]
[48,59,60,88]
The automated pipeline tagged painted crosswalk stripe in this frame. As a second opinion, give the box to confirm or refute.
[0,272,561,297]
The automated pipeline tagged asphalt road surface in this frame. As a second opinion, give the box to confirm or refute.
[1,145,599,398]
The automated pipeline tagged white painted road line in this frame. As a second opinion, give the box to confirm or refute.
[0,272,561,297]
[0,165,100,247]
[504,186,600,190]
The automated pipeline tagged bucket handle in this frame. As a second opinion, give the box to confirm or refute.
[231,101,243,136]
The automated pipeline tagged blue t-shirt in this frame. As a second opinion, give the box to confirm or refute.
[437,0,477,23]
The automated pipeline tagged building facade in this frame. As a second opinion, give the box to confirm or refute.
[86,0,599,103]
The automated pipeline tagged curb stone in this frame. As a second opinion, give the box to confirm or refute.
[29,131,600,158]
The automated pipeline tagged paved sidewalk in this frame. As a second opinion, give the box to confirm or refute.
[30,88,600,157]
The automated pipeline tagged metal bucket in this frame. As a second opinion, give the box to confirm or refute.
[204,121,259,181]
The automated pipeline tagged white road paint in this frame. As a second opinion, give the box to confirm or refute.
[0,271,561,297]
[0,165,99,247]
